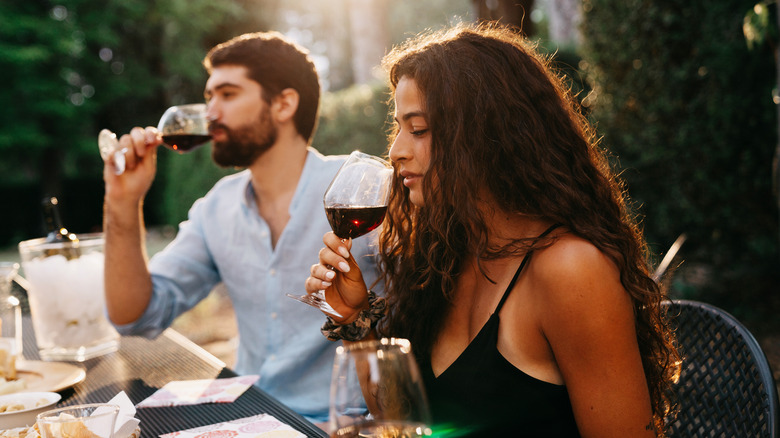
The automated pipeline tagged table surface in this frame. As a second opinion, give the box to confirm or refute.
[20,317,328,438]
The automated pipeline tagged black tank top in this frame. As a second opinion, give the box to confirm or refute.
[420,225,581,437]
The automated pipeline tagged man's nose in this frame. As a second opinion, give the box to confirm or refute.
[206,101,220,122]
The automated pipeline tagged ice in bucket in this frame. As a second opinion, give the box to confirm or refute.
[18,233,119,362]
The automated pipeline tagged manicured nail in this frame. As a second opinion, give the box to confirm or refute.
[321,281,332,288]
[325,271,336,280]
[338,261,350,272]
[339,247,350,258]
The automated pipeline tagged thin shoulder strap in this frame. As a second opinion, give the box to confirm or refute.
[495,223,562,313]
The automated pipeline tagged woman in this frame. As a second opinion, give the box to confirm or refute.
[307,23,678,437]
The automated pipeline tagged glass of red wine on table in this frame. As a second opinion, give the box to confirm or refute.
[286,151,394,318]
[98,103,211,175]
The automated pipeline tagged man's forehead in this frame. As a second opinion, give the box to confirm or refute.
[205,64,252,89]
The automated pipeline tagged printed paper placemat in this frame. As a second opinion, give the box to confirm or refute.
[136,375,259,408]
[159,413,305,438]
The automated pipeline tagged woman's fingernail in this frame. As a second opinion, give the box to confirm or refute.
[325,271,336,280]
[321,281,332,288]
[339,247,350,258]
[338,261,350,272]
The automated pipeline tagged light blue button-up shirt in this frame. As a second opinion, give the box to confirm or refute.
[113,148,380,422]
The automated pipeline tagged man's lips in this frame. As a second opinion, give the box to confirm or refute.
[209,127,227,142]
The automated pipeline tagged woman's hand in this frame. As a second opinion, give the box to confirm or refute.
[306,232,370,323]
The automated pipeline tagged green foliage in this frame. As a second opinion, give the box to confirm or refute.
[315,82,392,157]
[0,0,274,244]
[581,0,780,329]
[744,2,778,49]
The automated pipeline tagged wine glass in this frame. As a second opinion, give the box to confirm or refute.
[98,103,211,175]
[329,338,433,437]
[286,151,393,318]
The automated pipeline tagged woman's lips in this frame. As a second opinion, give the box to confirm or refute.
[400,172,421,187]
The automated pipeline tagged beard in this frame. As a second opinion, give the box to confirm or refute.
[210,106,277,168]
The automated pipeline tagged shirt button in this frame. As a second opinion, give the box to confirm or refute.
[269,269,276,276]
[260,231,268,238]
[269,355,276,360]
[271,312,278,319]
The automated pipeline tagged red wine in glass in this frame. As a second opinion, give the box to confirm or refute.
[161,134,212,153]
[98,103,210,174]
[286,151,393,318]
[325,205,388,239]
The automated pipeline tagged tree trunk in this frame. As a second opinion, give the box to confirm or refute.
[348,0,389,84]
[471,0,536,36]
[545,0,582,47]
[320,0,354,91]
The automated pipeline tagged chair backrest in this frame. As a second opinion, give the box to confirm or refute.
[664,299,779,437]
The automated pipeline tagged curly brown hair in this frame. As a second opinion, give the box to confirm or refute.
[375,22,679,434]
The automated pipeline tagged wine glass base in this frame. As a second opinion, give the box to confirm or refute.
[285,292,343,318]
[97,129,128,175]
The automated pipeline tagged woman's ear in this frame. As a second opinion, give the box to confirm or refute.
[272,88,300,123]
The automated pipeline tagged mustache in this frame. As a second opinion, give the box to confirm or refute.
[208,122,229,134]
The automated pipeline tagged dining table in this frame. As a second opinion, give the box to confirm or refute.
[18,315,329,438]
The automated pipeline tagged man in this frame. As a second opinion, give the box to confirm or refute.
[101,31,379,423]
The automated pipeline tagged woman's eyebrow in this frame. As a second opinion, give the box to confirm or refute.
[395,111,426,123]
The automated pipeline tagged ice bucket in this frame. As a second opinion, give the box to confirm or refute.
[18,233,119,361]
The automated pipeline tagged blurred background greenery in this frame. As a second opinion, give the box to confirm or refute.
[1,0,778,338]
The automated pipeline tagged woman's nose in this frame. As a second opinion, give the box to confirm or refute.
[389,134,407,163]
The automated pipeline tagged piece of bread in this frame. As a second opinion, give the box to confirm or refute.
[0,348,16,381]
[1,423,140,438]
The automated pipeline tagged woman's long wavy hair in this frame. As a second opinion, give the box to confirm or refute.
[375,22,679,433]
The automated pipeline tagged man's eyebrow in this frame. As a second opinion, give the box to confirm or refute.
[204,82,243,96]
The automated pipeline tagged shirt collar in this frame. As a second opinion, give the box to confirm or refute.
[240,148,321,214]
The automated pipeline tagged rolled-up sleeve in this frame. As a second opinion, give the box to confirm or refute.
[114,192,221,338]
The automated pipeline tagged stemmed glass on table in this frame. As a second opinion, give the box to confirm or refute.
[98,103,211,175]
[286,150,394,318]
[330,338,433,437]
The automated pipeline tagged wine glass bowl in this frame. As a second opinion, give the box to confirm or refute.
[157,103,211,153]
[323,151,393,239]
[286,151,393,317]
[97,103,211,175]
[330,338,432,437]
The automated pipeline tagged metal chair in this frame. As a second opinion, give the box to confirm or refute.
[664,299,780,437]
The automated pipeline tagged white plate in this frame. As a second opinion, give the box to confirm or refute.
[15,360,86,393]
[0,391,61,429]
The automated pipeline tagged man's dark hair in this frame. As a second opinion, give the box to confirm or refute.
[204,31,321,143]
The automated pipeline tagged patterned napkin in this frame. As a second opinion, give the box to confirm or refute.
[135,375,259,408]
[159,414,305,438]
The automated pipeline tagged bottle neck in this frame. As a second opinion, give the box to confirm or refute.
[42,197,77,243]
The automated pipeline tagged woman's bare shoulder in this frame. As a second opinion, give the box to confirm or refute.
[526,232,629,316]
